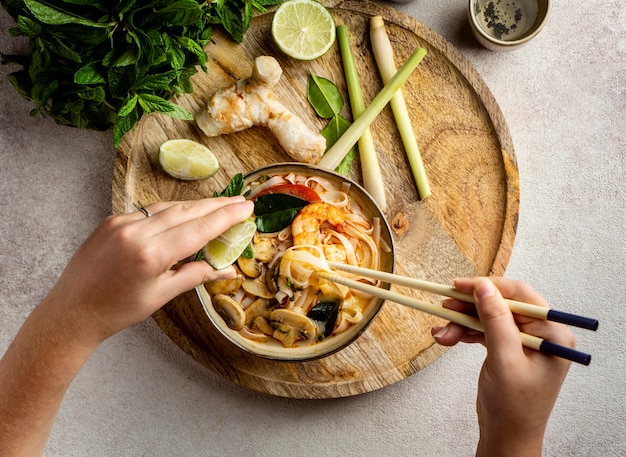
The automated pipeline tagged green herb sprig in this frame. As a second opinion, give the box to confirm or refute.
[0,0,282,147]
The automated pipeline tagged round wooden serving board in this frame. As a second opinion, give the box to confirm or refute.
[112,0,519,399]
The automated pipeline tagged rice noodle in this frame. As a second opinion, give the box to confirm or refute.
[246,175,286,199]
[305,176,334,192]
[328,230,357,265]
[320,190,349,207]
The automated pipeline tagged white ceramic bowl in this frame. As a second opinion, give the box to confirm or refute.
[196,163,395,361]
[468,0,552,51]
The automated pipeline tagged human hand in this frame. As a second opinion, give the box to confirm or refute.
[431,277,575,457]
[41,197,254,347]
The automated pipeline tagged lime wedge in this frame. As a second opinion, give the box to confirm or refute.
[202,219,257,270]
[158,139,219,180]
[271,0,336,61]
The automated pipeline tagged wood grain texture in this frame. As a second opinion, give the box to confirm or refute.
[111,0,519,399]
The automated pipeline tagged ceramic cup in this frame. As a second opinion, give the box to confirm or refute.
[468,0,552,51]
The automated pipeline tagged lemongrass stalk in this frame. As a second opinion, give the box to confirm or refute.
[336,25,387,211]
[318,46,427,171]
[370,16,431,200]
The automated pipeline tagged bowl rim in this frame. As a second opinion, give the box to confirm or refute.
[195,162,396,362]
[468,0,552,48]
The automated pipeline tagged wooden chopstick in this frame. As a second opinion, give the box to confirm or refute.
[315,271,592,366]
[328,262,599,331]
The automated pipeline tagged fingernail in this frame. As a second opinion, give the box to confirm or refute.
[474,277,496,300]
[217,266,237,280]
[432,326,449,339]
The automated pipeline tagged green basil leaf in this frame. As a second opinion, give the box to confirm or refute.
[154,0,205,26]
[31,78,58,110]
[177,36,207,66]
[253,194,309,233]
[113,108,139,147]
[77,86,105,102]
[23,0,109,27]
[107,65,134,98]
[216,2,245,43]
[307,73,344,119]
[61,0,110,9]
[6,70,33,98]
[74,63,105,85]
[16,15,42,36]
[49,36,82,62]
[241,244,254,259]
[137,95,193,121]
[27,47,48,80]
[214,173,245,197]
[255,208,301,233]
[137,93,172,113]
[162,102,194,121]
[117,95,138,117]
[111,48,138,67]
[134,70,178,91]
[173,67,196,93]
[162,33,186,70]
[117,0,138,16]
[254,0,283,5]
[69,110,89,129]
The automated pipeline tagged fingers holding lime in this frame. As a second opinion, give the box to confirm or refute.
[202,219,257,270]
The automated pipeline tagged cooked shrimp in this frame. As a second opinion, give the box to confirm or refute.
[292,202,346,247]
[322,243,347,263]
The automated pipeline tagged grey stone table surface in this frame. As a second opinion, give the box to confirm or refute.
[1,1,624,455]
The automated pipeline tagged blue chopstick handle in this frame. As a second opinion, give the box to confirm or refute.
[540,340,591,365]
[547,310,599,331]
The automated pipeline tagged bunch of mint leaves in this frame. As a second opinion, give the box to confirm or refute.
[0,0,282,147]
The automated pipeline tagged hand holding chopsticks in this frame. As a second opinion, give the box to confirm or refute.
[318,262,596,365]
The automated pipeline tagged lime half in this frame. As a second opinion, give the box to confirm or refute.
[271,0,336,60]
[202,219,257,270]
[159,139,219,180]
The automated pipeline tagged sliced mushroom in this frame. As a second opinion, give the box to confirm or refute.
[245,298,271,327]
[242,276,275,299]
[253,316,275,335]
[237,256,262,279]
[212,294,245,330]
[273,327,300,347]
[265,257,282,293]
[204,274,244,296]
[270,309,317,347]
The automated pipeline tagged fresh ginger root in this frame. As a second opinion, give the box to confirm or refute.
[196,56,326,164]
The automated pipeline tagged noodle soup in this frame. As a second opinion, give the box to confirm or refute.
[197,163,394,361]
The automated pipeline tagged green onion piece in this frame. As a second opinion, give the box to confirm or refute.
[336,24,387,211]
[318,43,427,171]
[370,16,431,200]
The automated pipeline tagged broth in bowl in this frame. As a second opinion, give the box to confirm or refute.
[197,163,394,361]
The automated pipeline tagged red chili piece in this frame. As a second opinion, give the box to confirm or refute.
[253,183,321,202]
